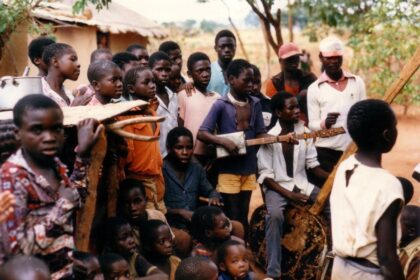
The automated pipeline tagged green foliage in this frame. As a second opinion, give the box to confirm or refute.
[72,0,111,14]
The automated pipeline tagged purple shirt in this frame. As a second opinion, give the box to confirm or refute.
[199,95,266,174]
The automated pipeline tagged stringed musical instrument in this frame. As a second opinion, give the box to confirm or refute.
[216,127,346,158]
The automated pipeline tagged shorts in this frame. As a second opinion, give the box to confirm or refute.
[332,256,383,280]
[217,173,258,194]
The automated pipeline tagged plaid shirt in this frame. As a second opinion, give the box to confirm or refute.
[0,149,88,279]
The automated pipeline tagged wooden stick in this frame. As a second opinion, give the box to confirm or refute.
[75,129,107,251]
[310,46,420,216]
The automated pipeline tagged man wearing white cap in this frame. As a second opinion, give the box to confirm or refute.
[307,37,366,179]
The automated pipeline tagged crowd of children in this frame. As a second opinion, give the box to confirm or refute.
[0,29,418,280]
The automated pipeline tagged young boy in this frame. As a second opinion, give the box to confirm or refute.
[198,59,266,238]
[159,41,184,72]
[112,52,139,76]
[175,256,218,280]
[399,205,420,280]
[86,60,123,105]
[0,94,102,279]
[178,52,220,164]
[207,30,236,97]
[126,44,149,67]
[0,255,51,280]
[28,36,55,77]
[149,51,179,158]
[168,64,184,93]
[90,48,112,63]
[99,253,132,280]
[257,92,328,279]
[330,99,404,280]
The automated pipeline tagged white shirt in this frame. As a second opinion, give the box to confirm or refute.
[330,155,404,266]
[156,87,178,158]
[41,77,74,107]
[257,121,320,196]
[307,73,366,151]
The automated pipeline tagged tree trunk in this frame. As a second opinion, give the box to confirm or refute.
[288,0,294,42]
[260,18,271,80]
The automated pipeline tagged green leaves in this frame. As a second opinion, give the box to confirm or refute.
[72,0,111,14]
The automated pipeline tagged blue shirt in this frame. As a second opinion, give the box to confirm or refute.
[199,95,266,175]
[163,159,221,211]
[207,61,230,97]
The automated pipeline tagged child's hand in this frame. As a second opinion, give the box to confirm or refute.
[179,209,193,221]
[208,197,224,207]
[0,191,15,222]
[71,87,94,106]
[182,82,196,97]
[220,138,239,155]
[76,118,104,158]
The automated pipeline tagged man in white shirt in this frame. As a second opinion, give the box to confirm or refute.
[257,92,329,280]
[307,37,366,179]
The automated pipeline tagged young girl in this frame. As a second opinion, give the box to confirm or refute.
[141,220,181,280]
[217,240,255,280]
[121,66,166,213]
[96,217,165,279]
[191,206,242,262]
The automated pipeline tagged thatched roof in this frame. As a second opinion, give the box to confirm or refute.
[31,1,168,39]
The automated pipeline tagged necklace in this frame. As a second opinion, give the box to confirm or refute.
[227,92,248,107]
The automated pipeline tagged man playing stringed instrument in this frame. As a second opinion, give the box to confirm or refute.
[257,92,329,280]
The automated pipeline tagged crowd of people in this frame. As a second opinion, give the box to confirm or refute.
[0,29,418,280]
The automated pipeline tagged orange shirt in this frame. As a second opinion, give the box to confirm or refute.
[265,78,300,97]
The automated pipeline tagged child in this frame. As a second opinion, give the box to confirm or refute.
[178,52,220,165]
[28,36,55,77]
[86,60,123,105]
[257,92,328,279]
[250,64,271,129]
[217,240,254,280]
[149,51,179,158]
[0,94,102,279]
[159,41,183,71]
[330,99,404,279]
[68,251,102,280]
[175,256,219,280]
[41,43,80,106]
[112,52,139,76]
[399,205,420,280]
[141,220,181,280]
[198,59,266,239]
[191,206,239,262]
[126,44,149,67]
[99,253,132,280]
[90,48,112,63]
[168,64,184,93]
[0,255,50,280]
[97,217,166,279]
[117,178,172,248]
[121,67,165,212]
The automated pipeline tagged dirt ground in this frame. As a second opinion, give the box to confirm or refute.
[249,106,420,218]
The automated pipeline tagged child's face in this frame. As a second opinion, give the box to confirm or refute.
[151,59,171,86]
[215,37,236,64]
[129,70,156,101]
[56,48,80,81]
[251,73,262,94]
[122,60,139,76]
[229,67,254,97]
[95,67,123,99]
[122,187,147,224]
[114,224,137,256]
[152,225,174,257]
[220,245,250,280]
[276,97,300,124]
[168,64,183,93]
[167,48,183,69]
[131,49,149,67]
[208,213,231,242]
[17,107,64,163]
[84,258,103,280]
[189,60,211,89]
[169,136,193,166]
[106,260,132,280]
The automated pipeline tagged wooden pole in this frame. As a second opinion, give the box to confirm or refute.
[75,129,107,251]
[310,46,420,216]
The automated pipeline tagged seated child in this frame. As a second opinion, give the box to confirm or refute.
[117,178,173,248]
[112,52,139,77]
[121,67,165,212]
[249,64,271,129]
[257,92,328,279]
[191,206,243,263]
[97,217,166,279]
[399,205,420,280]
[149,51,178,158]
[99,253,132,280]
[66,251,102,280]
[168,63,184,93]
[86,60,123,105]
[330,99,405,280]
[0,94,101,279]
[217,240,255,280]
[0,255,50,280]
[127,44,149,67]
[178,52,220,165]
[141,220,181,280]
[28,36,55,77]
[198,59,267,239]
[175,256,218,280]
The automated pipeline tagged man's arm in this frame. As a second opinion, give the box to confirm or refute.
[376,199,405,280]
[264,178,308,204]
[307,85,323,131]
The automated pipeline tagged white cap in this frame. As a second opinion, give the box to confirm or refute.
[319,37,344,57]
